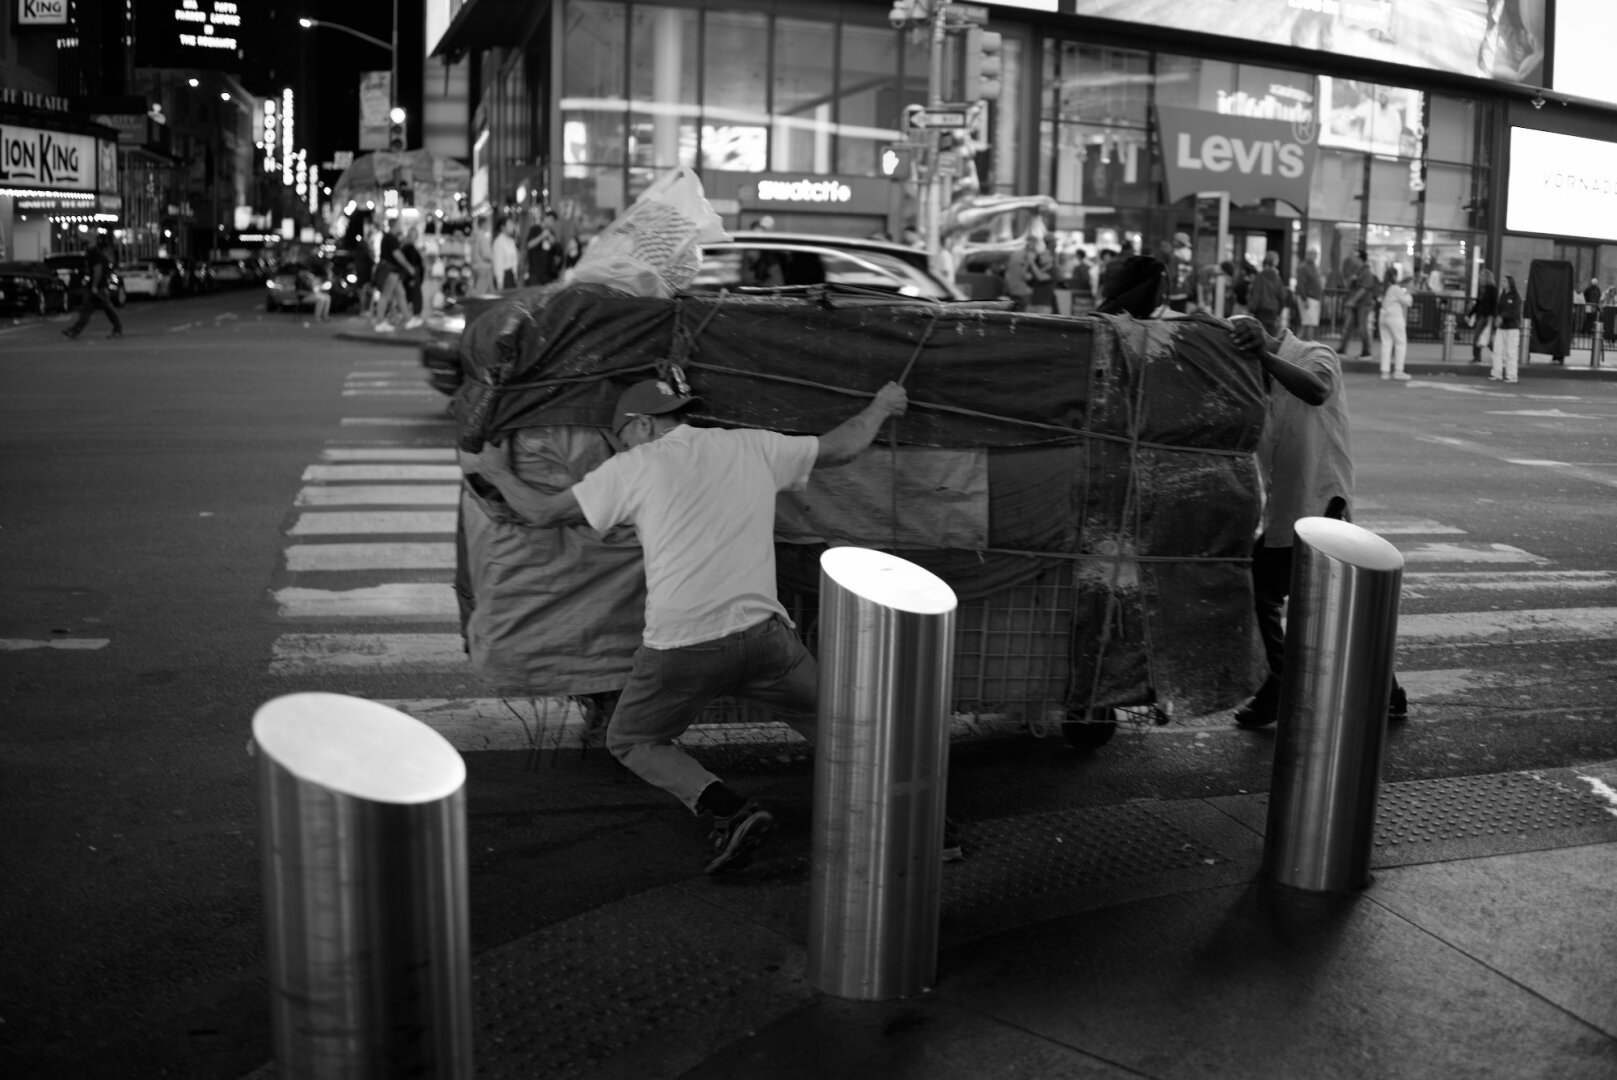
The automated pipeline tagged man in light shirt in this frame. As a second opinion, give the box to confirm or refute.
[522,377,908,872]
[491,214,520,291]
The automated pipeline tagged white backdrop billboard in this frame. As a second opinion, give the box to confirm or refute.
[1075,0,1545,86]
[1551,0,1617,107]
[1505,128,1617,243]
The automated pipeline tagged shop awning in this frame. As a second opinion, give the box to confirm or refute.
[432,0,551,58]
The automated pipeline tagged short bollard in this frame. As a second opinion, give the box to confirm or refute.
[1262,518,1404,892]
[255,693,473,1078]
[807,547,958,1000]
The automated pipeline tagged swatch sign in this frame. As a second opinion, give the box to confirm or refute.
[1156,105,1317,212]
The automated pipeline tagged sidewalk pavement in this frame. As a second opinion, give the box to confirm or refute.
[250,757,1617,1079]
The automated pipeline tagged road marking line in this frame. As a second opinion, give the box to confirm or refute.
[1400,606,1617,645]
[1356,517,1466,535]
[0,638,110,651]
[274,584,458,618]
[1415,434,1617,490]
[1404,381,1496,395]
[345,380,428,389]
[320,448,456,462]
[286,542,455,571]
[270,632,469,674]
[295,484,460,507]
[289,511,456,535]
[342,389,438,397]
[340,417,455,426]
[1575,775,1617,818]
[1403,570,1616,599]
[1399,542,1548,565]
[1488,409,1602,418]
[301,464,461,482]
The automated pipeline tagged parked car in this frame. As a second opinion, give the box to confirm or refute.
[121,261,173,299]
[208,258,249,287]
[43,253,126,307]
[0,264,71,315]
[690,232,963,300]
[265,260,351,313]
[150,257,190,295]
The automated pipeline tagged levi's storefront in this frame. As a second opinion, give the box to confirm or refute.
[1026,38,1495,304]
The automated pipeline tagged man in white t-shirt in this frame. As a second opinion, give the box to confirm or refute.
[524,376,908,872]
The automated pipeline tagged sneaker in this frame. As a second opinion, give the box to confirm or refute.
[705,801,775,874]
[1388,684,1409,723]
[1504,378,1518,384]
[1234,675,1281,729]
[373,321,396,333]
[1380,373,1391,380]
[1392,372,1411,380]
[1488,375,1501,381]
[404,316,424,329]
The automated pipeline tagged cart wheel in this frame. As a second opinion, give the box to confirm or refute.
[1061,709,1117,751]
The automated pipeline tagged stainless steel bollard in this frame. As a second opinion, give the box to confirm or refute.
[1262,518,1404,892]
[807,547,958,1000]
[255,693,473,1078]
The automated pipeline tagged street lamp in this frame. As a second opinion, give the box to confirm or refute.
[297,9,399,144]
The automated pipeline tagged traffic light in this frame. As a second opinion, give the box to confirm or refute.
[388,106,406,151]
[963,27,1003,102]
[882,144,918,181]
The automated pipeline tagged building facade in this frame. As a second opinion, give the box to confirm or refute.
[431,0,1617,301]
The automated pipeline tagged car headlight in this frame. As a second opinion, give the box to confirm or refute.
[346,274,358,284]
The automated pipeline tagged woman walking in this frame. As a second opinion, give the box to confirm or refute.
[1491,274,1523,383]
[1378,266,1413,380]
[1465,268,1499,363]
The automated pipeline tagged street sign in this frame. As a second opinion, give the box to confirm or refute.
[934,150,960,178]
[908,108,969,129]
[946,4,989,23]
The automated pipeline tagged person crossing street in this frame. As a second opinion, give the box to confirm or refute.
[62,236,123,340]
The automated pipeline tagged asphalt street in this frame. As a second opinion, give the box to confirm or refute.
[1,290,1614,1078]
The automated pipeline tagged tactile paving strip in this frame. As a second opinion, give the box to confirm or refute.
[1374,770,1617,853]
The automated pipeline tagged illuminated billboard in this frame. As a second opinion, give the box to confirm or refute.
[1075,0,1545,86]
[135,0,243,66]
[1505,128,1617,244]
[1552,0,1617,107]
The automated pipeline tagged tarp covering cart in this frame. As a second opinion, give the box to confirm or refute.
[450,284,1270,739]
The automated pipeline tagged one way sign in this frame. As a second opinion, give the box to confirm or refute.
[906,107,968,130]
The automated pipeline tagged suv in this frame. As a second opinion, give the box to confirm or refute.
[691,232,962,300]
[44,253,126,307]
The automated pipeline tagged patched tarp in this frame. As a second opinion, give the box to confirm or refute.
[451,284,1270,720]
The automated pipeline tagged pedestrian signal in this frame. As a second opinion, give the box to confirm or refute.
[964,27,1002,102]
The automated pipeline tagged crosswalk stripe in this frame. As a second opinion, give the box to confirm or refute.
[1357,517,1466,536]
[319,448,457,462]
[274,584,458,618]
[341,417,455,426]
[1403,570,1617,599]
[1400,606,1617,645]
[1398,542,1548,565]
[295,484,460,506]
[289,511,457,535]
[269,633,468,674]
[342,389,438,397]
[302,464,461,482]
[286,542,455,571]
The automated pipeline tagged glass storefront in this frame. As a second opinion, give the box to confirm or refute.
[1033,37,1494,305]
[557,0,930,234]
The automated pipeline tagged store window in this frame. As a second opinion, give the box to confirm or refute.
[629,5,699,171]
[561,2,627,171]
[772,17,837,173]
[701,10,769,171]
[837,22,908,178]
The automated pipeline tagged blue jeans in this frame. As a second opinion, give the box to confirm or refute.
[607,616,817,811]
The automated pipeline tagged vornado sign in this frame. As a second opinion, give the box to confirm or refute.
[756,179,852,204]
[1505,127,1617,243]
[1156,105,1317,211]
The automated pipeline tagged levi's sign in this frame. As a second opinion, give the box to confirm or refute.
[1156,105,1316,212]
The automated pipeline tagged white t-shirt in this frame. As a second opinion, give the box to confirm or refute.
[1256,333,1352,548]
[572,425,819,648]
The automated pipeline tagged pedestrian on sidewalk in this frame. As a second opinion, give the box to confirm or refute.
[470,214,494,294]
[400,226,426,329]
[492,214,520,291]
[1338,250,1377,359]
[1465,269,1499,363]
[1248,251,1286,336]
[62,236,123,340]
[1378,265,1413,380]
[1229,312,1407,727]
[1491,273,1523,383]
[1296,247,1324,340]
[518,376,908,873]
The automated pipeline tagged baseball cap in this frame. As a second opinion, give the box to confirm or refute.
[1173,231,1190,246]
[612,379,700,434]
